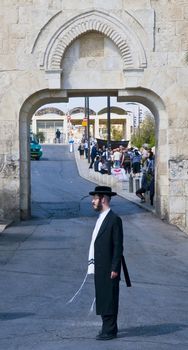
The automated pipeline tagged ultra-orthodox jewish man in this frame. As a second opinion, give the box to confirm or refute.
[88,185,129,340]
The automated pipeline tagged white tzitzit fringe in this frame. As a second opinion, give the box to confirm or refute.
[66,272,88,304]
[89,297,96,314]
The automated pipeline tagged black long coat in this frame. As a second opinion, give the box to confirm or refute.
[94,210,123,315]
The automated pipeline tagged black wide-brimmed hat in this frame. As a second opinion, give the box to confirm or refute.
[89,186,117,196]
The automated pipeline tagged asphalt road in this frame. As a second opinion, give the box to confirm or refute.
[0,145,188,349]
[31,145,145,219]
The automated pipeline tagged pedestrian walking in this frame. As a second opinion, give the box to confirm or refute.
[89,143,98,169]
[135,169,149,203]
[131,149,142,175]
[113,148,121,168]
[78,142,84,159]
[88,185,130,340]
[121,149,131,174]
[94,155,100,172]
[84,139,88,159]
[55,129,61,143]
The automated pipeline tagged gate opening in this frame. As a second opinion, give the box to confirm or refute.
[29,95,155,219]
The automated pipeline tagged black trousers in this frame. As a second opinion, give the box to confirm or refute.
[89,158,95,168]
[101,314,118,335]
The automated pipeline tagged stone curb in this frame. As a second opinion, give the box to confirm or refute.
[0,221,13,234]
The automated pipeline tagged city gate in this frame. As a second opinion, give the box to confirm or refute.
[0,1,187,233]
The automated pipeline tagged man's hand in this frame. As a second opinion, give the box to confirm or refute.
[111,271,118,279]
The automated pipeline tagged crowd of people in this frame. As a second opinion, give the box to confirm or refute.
[77,139,155,206]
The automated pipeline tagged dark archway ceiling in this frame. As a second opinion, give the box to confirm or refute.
[98,106,128,115]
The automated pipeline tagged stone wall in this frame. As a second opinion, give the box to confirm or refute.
[0,0,188,233]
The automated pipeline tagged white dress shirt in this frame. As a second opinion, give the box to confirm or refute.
[88,208,110,274]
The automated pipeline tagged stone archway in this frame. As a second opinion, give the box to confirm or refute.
[19,7,168,221]
[19,90,68,219]
[32,9,148,89]
[19,87,167,221]
[0,1,187,232]
[117,88,168,220]
[46,11,146,70]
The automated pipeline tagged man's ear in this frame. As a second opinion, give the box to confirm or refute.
[101,196,105,204]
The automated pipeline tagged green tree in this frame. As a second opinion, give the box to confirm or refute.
[131,114,155,148]
[36,131,45,143]
[111,127,123,141]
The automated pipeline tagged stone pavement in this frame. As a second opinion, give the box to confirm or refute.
[0,147,188,349]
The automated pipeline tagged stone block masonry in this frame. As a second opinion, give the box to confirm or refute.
[0,0,187,233]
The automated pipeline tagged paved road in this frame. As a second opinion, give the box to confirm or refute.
[0,145,188,349]
[31,145,144,219]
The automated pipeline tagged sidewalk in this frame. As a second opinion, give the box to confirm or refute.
[74,150,155,214]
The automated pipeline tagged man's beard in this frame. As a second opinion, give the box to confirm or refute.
[93,199,103,212]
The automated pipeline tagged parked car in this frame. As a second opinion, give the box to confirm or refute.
[30,133,43,160]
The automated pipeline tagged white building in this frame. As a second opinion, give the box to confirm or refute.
[31,105,134,144]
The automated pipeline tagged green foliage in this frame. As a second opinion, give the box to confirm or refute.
[131,114,155,148]
[36,131,45,143]
[111,127,123,141]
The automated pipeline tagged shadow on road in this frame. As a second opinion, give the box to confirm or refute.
[0,312,35,321]
[118,323,188,338]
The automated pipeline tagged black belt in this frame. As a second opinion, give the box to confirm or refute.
[121,255,131,287]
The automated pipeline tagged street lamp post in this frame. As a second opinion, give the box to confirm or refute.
[84,97,88,141]
[107,96,111,175]
[85,96,90,163]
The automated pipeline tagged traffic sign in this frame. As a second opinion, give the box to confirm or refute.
[82,118,87,126]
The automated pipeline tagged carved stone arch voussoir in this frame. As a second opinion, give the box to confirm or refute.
[45,12,147,71]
